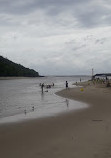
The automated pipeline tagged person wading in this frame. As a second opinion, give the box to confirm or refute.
[66,81,68,89]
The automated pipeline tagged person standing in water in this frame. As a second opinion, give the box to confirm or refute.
[66,81,68,89]
[41,83,44,93]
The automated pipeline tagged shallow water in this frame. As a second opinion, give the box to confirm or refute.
[0,76,90,124]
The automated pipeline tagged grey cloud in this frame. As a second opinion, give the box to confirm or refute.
[0,0,84,15]
[72,44,86,51]
[0,0,38,14]
[72,2,111,27]
[37,0,111,28]
[0,0,111,28]
[65,40,87,51]
[95,38,106,45]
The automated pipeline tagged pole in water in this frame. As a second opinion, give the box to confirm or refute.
[91,68,94,80]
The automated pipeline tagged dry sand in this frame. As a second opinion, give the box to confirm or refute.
[0,81,111,158]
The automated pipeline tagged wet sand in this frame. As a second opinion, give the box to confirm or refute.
[0,81,111,158]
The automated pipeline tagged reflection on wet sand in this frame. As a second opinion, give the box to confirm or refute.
[66,99,69,108]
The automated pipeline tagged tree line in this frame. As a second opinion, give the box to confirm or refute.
[0,56,39,77]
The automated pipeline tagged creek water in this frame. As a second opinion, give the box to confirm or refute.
[0,76,90,124]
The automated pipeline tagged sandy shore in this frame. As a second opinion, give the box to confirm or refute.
[0,81,111,158]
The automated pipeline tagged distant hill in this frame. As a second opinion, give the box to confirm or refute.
[0,56,39,77]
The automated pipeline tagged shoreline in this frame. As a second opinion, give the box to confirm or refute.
[0,77,35,80]
[0,81,111,157]
[0,76,44,80]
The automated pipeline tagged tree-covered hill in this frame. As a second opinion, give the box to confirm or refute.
[0,56,39,77]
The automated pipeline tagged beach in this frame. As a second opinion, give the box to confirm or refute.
[0,81,111,158]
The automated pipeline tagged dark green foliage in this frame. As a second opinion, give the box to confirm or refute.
[0,56,39,77]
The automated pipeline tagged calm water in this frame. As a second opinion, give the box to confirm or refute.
[0,76,90,124]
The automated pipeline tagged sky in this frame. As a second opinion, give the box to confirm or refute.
[0,0,111,75]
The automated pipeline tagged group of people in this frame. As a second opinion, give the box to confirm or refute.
[40,81,69,93]
[40,83,55,93]
[92,77,111,87]
[24,81,69,115]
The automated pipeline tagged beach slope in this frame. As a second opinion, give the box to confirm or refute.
[0,82,111,158]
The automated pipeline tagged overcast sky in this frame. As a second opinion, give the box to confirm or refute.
[0,0,111,75]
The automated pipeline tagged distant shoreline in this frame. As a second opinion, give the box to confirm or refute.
[0,76,44,80]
